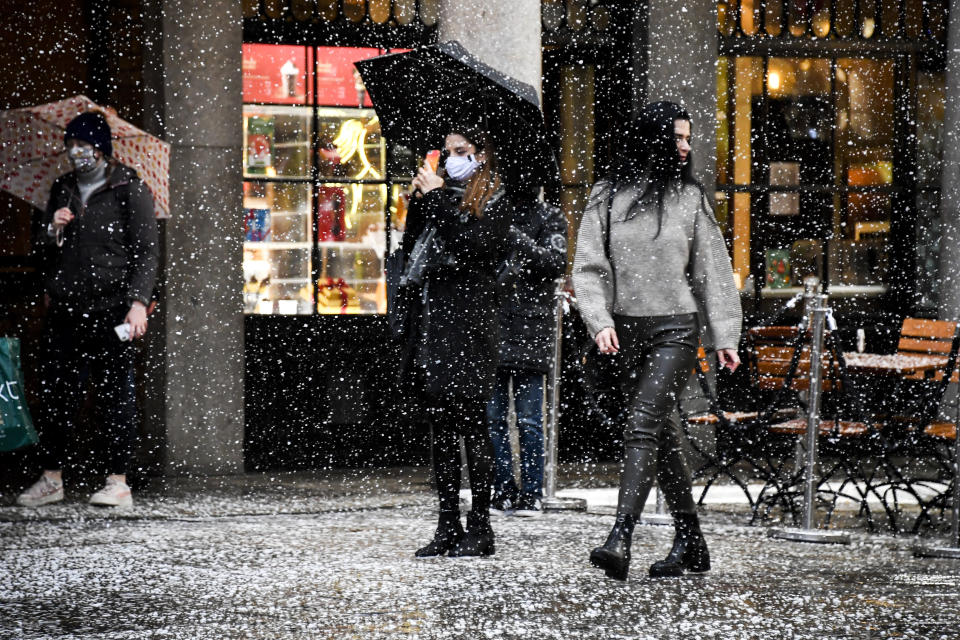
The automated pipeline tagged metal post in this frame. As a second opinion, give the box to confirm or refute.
[770,292,850,544]
[914,378,960,558]
[543,278,586,512]
[640,487,673,526]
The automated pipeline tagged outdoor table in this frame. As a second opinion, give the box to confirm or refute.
[842,352,948,377]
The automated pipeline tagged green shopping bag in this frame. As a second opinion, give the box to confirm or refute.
[0,337,38,452]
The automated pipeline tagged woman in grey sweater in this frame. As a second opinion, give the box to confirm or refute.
[572,101,742,580]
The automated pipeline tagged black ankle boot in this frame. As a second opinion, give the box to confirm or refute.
[648,512,710,577]
[589,513,636,580]
[415,511,464,558]
[448,511,495,557]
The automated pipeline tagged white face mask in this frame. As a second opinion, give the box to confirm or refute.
[68,145,99,173]
[445,154,481,181]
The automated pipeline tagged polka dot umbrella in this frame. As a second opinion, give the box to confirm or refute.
[0,95,170,217]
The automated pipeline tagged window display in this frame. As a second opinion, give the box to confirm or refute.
[242,43,402,315]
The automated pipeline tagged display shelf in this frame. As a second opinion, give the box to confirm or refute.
[270,278,311,284]
[241,99,387,316]
[244,242,312,250]
[318,241,380,251]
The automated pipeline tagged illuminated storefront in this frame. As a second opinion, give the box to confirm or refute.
[241,3,435,468]
[715,0,948,318]
[241,44,403,317]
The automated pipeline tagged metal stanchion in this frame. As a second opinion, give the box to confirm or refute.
[543,278,586,512]
[913,384,960,559]
[769,288,850,545]
[640,487,673,526]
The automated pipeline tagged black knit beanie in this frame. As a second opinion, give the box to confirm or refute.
[64,111,113,157]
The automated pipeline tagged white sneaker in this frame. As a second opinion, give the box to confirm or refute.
[89,478,133,507]
[16,475,64,507]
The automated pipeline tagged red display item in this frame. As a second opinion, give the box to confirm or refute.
[317,186,346,241]
[317,278,358,314]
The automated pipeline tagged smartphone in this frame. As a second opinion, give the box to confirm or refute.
[114,322,132,342]
[424,149,441,173]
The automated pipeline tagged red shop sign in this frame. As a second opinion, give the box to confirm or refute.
[242,44,309,104]
[242,44,381,107]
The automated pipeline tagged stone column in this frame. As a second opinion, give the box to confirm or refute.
[439,0,542,96]
[938,0,960,319]
[644,0,718,189]
[141,0,245,475]
[644,1,719,458]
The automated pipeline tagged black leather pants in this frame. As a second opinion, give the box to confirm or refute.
[613,313,699,518]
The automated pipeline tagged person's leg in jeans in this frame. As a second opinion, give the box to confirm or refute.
[485,368,518,506]
[513,370,545,506]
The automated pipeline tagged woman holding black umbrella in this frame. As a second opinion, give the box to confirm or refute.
[573,101,742,580]
[400,125,512,558]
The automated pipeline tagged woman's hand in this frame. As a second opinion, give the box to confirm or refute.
[595,327,619,354]
[411,164,444,196]
[717,348,740,372]
[125,301,148,339]
[52,207,74,228]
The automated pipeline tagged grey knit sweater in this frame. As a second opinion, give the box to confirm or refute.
[572,179,742,350]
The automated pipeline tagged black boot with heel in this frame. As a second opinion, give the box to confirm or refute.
[589,513,636,580]
[448,511,495,557]
[648,511,710,577]
[415,510,464,558]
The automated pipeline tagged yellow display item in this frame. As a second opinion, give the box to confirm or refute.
[317,277,362,314]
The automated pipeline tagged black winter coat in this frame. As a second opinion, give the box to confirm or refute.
[497,199,568,373]
[36,163,159,312]
[400,183,512,401]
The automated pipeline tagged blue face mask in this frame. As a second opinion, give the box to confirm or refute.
[445,154,481,181]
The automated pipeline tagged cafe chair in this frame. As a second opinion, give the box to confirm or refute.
[679,347,783,510]
[743,326,894,529]
[882,327,960,533]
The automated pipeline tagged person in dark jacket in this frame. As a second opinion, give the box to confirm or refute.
[17,111,159,509]
[486,192,567,517]
[400,126,512,558]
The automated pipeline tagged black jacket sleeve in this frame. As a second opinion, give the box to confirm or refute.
[508,202,567,280]
[124,179,160,306]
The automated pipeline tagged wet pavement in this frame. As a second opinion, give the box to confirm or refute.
[2,466,959,639]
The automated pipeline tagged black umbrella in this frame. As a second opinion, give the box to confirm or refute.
[354,40,559,189]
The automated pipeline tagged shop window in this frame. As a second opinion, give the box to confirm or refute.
[318,0,338,21]
[718,53,905,302]
[764,0,782,36]
[242,44,403,316]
